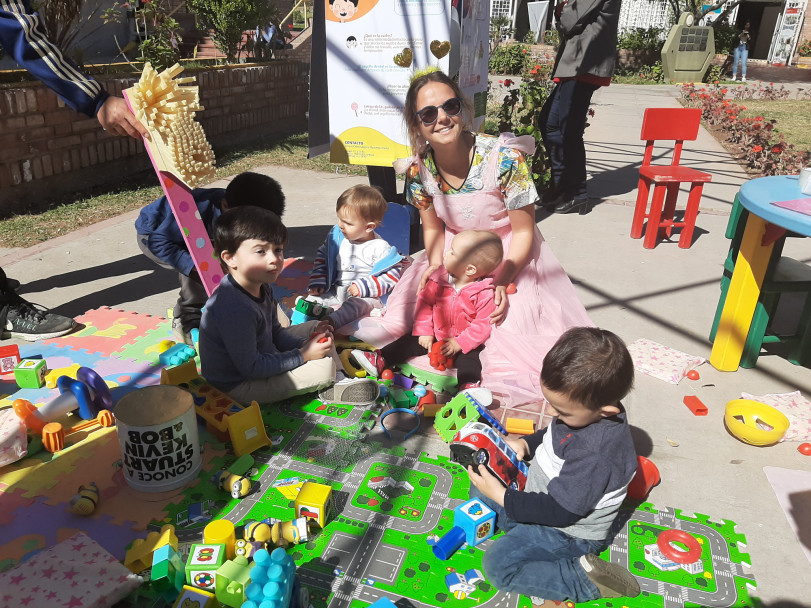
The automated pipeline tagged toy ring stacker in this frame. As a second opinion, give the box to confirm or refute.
[656,529,702,564]
[379,408,420,439]
[724,399,790,446]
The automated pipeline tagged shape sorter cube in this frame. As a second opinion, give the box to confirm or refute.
[295,481,333,528]
[455,498,496,546]
[185,543,226,593]
[151,544,185,602]
[0,345,21,374]
[14,358,47,388]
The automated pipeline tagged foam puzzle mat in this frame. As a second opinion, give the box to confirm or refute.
[0,259,758,608]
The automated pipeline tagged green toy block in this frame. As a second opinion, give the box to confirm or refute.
[215,555,255,608]
[151,544,185,602]
[185,543,226,593]
[14,358,48,389]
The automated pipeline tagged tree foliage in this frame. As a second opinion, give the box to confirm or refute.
[186,0,278,62]
[662,0,742,23]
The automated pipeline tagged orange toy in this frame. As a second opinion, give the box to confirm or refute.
[429,340,454,371]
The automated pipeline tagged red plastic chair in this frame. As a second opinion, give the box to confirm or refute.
[631,108,712,249]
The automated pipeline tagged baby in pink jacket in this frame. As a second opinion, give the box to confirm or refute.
[352,230,503,390]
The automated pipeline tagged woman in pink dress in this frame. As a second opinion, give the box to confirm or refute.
[341,70,592,407]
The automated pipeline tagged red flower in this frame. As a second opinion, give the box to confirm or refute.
[499,80,503,84]
[504,79,514,86]
[755,116,763,121]
[752,146,763,153]
[772,146,782,154]
[530,69,538,74]
[522,49,528,53]
[534,64,541,69]
[721,88,727,94]
[741,106,746,110]
[714,80,719,84]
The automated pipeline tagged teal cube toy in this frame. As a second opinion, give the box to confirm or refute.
[185,543,226,593]
[14,358,47,388]
[152,544,185,601]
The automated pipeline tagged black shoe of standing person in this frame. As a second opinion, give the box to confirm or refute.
[553,195,590,215]
[0,293,76,341]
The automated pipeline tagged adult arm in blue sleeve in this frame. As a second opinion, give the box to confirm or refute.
[0,0,147,138]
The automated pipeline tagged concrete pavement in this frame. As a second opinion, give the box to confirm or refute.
[2,83,811,605]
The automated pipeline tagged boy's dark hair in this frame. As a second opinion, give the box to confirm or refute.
[541,327,634,411]
[225,172,286,216]
[214,206,288,272]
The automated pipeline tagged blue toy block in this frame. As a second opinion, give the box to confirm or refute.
[152,544,185,602]
[240,547,296,608]
[454,498,495,547]
[160,343,197,367]
[368,598,398,608]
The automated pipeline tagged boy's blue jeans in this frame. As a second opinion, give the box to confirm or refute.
[471,488,605,602]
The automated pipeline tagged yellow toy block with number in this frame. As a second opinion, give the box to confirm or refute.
[295,480,333,528]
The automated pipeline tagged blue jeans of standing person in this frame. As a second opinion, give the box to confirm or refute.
[469,487,606,602]
[540,79,600,200]
[732,44,748,78]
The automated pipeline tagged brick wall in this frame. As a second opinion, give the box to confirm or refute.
[0,60,309,216]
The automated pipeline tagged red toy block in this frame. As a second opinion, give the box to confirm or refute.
[683,395,708,416]
[0,344,21,374]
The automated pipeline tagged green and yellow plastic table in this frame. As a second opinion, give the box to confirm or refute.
[710,175,811,371]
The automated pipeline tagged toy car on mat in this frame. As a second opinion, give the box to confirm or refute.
[450,421,529,490]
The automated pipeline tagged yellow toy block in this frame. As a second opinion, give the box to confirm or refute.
[204,520,236,560]
[45,363,81,389]
[124,524,178,573]
[160,359,199,386]
[228,401,272,457]
[505,417,535,435]
[172,585,218,608]
[295,481,333,528]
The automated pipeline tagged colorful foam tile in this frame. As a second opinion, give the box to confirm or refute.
[42,307,164,357]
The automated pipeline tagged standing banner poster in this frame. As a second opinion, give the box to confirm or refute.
[769,0,806,66]
[311,0,490,167]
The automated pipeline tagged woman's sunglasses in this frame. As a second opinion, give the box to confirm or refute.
[416,97,463,125]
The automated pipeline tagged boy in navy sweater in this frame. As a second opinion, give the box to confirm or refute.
[136,172,285,344]
[468,327,641,605]
[199,206,379,406]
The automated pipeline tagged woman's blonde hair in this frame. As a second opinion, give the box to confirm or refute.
[336,184,388,224]
[403,70,474,156]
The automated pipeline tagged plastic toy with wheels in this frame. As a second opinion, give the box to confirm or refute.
[13,366,112,433]
[434,388,490,442]
[724,399,790,446]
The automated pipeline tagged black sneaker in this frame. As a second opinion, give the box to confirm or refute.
[0,294,76,341]
[579,554,640,598]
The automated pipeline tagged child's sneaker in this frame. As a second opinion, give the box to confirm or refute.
[172,318,196,346]
[351,349,386,377]
[319,377,380,405]
[579,554,640,598]
[741,76,747,82]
